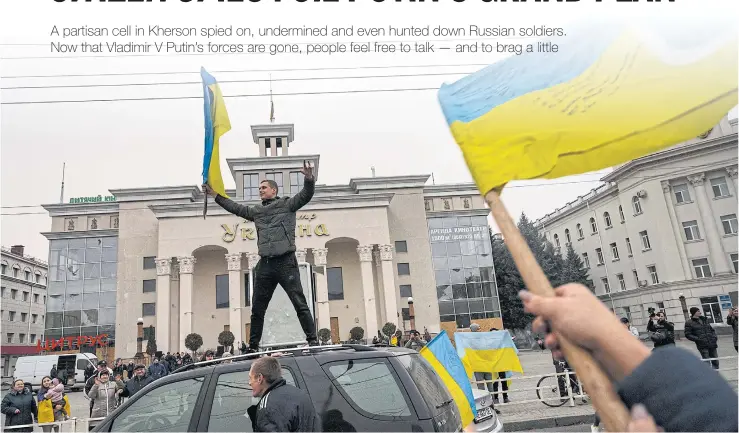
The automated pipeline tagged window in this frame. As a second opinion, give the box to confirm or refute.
[640,231,651,250]
[721,214,738,235]
[576,224,584,239]
[589,218,598,234]
[710,177,730,198]
[33,294,39,303]
[632,269,639,285]
[21,312,27,322]
[19,334,26,344]
[30,334,36,343]
[618,205,625,223]
[9,311,16,321]
[399,285,412,298]
[604,212,612,228]
[395,241,408,253]
[11,289,17,299]
[289,171,304,194]
[35,274,40,284]
[692,258,712,279]
[699,296,724,324]
[617,274,626,290]
[582,253,590,268]
[7,333,13,343]
[143,257,156,270]
[682,221,701,241]
[632,196,642,215]
[243,173,260,201]
[110,377,204,432]
[596,248,604,265]
[25,271,31,281]
[610,243,619,260]
[732,253,738,273]
[264,137,271,149]
[601,278,610,293]
[32,314,37,323]
[0,264,5,274]
[647,266,659,284]
[622,306,632,323]
[142,303,156,316]
[625,238,633,256]
[553,234,560,248]
[397,263,411,275]
[143,326,156,341]
[265,172,284,192]
[143,279,156,293]
[565,229,571,244]
[22,291,29,302]
[327,267,344,300]
[673,183,691,203]
[325,359,412,418]
[215,274,229,309]
[207,369,296,432]
[657,302,665,310]
[13,267,18,278]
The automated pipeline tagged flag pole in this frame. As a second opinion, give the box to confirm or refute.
[484,189,630,432]
[203,191,208,219]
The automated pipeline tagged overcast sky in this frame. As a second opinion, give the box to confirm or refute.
[1,0,737,260]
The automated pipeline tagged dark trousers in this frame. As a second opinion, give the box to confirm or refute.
[250,253,317,348]
[698,347,719,369]
[492,371,509,400]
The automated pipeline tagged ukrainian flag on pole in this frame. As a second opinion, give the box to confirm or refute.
[454,331,523,386]
[201,67,231,198]
[420,331,477,427]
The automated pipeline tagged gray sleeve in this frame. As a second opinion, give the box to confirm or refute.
[617,346,737,432]
[215,195,255,221]
[287,177,315,212]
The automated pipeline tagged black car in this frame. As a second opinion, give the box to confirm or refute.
[91,345,463,432]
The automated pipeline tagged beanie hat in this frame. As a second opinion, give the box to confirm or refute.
[690,307,700,317]
[470,323,481,331]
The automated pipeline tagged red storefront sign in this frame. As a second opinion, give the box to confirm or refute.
[36,334,109,353]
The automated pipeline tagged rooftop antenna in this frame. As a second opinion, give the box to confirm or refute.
[371,166,376,178]
[269,74,275,124]
[60,162,66,203]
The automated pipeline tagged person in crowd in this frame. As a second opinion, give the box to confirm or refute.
[126,361,134,380]
[88,371,124,419]
[37,376,71,433]
[727,307,738,352]
[112,359,125,379]
[84,362,95,382]
[621,317,640,338]
[684,307,719,369]
[1,379,38,432]
[469,324,499,410]
[246,356,320,432]
[220,352,233,364]
[520,283,738,432]
[84,360,114,417]
[647,311,675,350]
[489,327,511,404]
[240,341,248,354]
[404,330,426,351]
[148,358,168,380]
[120,364,153,399]
[49,364,58,380]
[42,379,68,421]
[201,350,216,362]
[423,327,432,343]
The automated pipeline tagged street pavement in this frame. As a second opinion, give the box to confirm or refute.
[2,335,736,431]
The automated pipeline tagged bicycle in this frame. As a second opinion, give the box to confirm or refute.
[536,360,585,407]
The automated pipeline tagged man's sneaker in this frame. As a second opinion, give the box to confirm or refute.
[503,397,511,404]
[493,397,499,404]
[308,340,320,347]
[246,346,258,354]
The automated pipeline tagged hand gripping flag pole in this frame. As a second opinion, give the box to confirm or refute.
[438,17,737,432]
[201,67,233,219]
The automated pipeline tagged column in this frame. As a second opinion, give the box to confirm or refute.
[155,258,172,353]
[177,256,196,352]
[660,182,692,280]
[357,245,379,340]
[170,262,180,351]
[688,174,732,274]
[246,252,260,338]
[312,248,331,331]
[727,166,738,195]
[379,244,399,327]
[225,253,244,345]
[296,249,307,263]
[373,250,387,326]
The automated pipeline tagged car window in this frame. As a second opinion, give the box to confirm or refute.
[325,359,412,419]
[208,368,296,432]
[110,377,204,432]
[396,353,453,417]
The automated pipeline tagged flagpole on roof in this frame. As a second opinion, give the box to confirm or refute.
[269,73,275,124]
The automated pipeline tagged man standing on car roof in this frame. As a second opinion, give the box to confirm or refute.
[203,160,318,352]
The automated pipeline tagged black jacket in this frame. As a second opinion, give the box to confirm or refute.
[647,319,675,347]
[727,314,738,345]
[246,378,320,432]
[1,388,37,431]
[619,346,737,432]
[684,316,718,349]
[215,177,315,258]
[120,374,154,398]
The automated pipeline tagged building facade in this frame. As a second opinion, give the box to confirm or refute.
[1,245,48,377]
[41,122,502,358]
[535,116,738,333]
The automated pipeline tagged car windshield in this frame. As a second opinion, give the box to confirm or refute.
[395,353,453,417]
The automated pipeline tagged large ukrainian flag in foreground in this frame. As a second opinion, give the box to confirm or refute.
[420,331,477,427]
[455,331,523,380]
[201,67,232,198]
[438,19,738,194]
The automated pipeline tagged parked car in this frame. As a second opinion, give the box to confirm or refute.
[467,388,503,433]
[92,345,468,432]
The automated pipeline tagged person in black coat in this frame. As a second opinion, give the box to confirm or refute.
[246,357,320,432]
[120,364,154,399]
[1,379,38,432]
[684,307,720,369]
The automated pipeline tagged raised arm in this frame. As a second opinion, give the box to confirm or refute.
[203,184,255,221]
[287,160,316,212]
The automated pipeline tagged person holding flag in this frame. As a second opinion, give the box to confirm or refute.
[200,68,318,352]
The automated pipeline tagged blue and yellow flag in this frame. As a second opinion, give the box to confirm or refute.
[419,331,477,427]
[201,67,232,198]
[438,19,738,194]
[454,331,523,384]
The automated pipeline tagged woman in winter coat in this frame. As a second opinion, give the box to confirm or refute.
[37,376,72,433]
[1,379,38,432]
[87,371,124,419]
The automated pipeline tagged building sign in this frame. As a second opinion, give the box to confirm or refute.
[429,226,488,243]
[719,294,733,310]
[69,195,117,204]
[221,214,329,243]
[36,334,109,352]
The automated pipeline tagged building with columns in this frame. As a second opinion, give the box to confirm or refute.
[535,116,738,334]
[40,121,501,359]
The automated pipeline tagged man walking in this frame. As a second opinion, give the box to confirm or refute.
[727,307,738,352]
[203,161,318,352]
[684,307,719,369]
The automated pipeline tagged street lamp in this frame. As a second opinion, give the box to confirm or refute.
[407,297,416,331]
[135,318,144,362]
